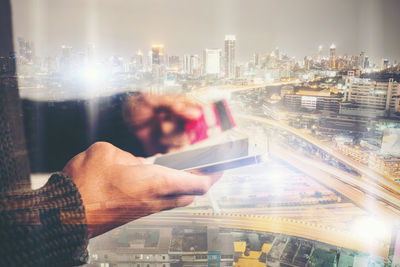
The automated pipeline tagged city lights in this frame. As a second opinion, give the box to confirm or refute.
[5,0,400,266]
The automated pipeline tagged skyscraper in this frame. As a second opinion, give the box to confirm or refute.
[203,49,221,76]
[183,54,200,76]
[17,37,33,62]
[132,50,144,70]
[168,55,180,71]
[317,45,323,62]
[60,45,73,71]
[183,54,191,74]
[253,52,260,67]
[329,44,336,70]
[359,51,366,69]
[151,44,164,66]
[224,35,236,79]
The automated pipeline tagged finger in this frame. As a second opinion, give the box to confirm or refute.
[136,157,149,164]
[97,195,195,217]
[186,170,223,186]
[159,195,195,210]
[120,165,214,197]
[117,150,144,166]
[86,142,143,166]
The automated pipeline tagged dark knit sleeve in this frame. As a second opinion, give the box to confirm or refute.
[0,173,89,267]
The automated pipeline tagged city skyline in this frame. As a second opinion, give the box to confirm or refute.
[10,0,400,63]
[12,35,397,70]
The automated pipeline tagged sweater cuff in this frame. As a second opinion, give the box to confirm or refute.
[0,173,89,266]
[41,172,90,265]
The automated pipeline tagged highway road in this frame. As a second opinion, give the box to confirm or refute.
[191,81,300,94]
[239,114,400,215]
[192,85,400,201]
[269,140,399,219]
[130,211,390,258]
[178,83,400,260]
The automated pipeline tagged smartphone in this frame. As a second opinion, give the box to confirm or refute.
[153,137,249,170]
[183,154,266,174]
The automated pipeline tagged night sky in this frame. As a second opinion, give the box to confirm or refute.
[11,0,400,63]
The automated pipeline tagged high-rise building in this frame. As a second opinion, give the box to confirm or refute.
[273,47,280,60]
[337,57,345,70]
[317,45,323,62]
[329,44,336,70]
[183,54,200,76]
[359,51,366,69]
[345,78,400,116]
[151,44,164,66]
[17,37,33,62]
[60,45,73,71]
[183,54,191,74]
[132,50,144,70]
[304,56,312,70]
[203,49,221,76]
[382,58,390,70]
[224,35,236,78]
[253,52,260,67]
[364,56,370,69]
[168,55,180,71]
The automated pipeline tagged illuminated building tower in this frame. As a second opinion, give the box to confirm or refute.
[17,37,34,62]
[224,35,236,78]
[359,51,366,69]
[364,56,370,69]
[382,58,390,70]
[132,50,144,70]
[191,55,201,77]
[337,57,344,70]
[304,56,312,70]
[183,54,191,74]
[17,37,27,58]
[203,49,221,76]
[183,54,200,76]
[151,44,164,66]
[253,52,260,67]
[60,45,73,71]
[317,45,323,62]
[168,55,180,71]
[273,47,280,60]
[329,44,336,70]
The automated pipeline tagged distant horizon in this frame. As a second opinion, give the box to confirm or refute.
[11,0,400,64]
[13,34,398,67]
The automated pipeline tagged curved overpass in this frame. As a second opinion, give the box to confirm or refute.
[134,211,390,258]
[239,114,400,211]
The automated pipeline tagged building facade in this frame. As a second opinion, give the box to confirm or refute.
[224,35,236,79]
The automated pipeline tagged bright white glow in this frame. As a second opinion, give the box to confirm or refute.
[267,168,285,195]
[351,216,391,244]
[81,64,107,86]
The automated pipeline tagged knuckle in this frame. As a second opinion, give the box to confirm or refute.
[89,142,116,153]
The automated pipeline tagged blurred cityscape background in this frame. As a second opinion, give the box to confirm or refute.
[3,0,400,266]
